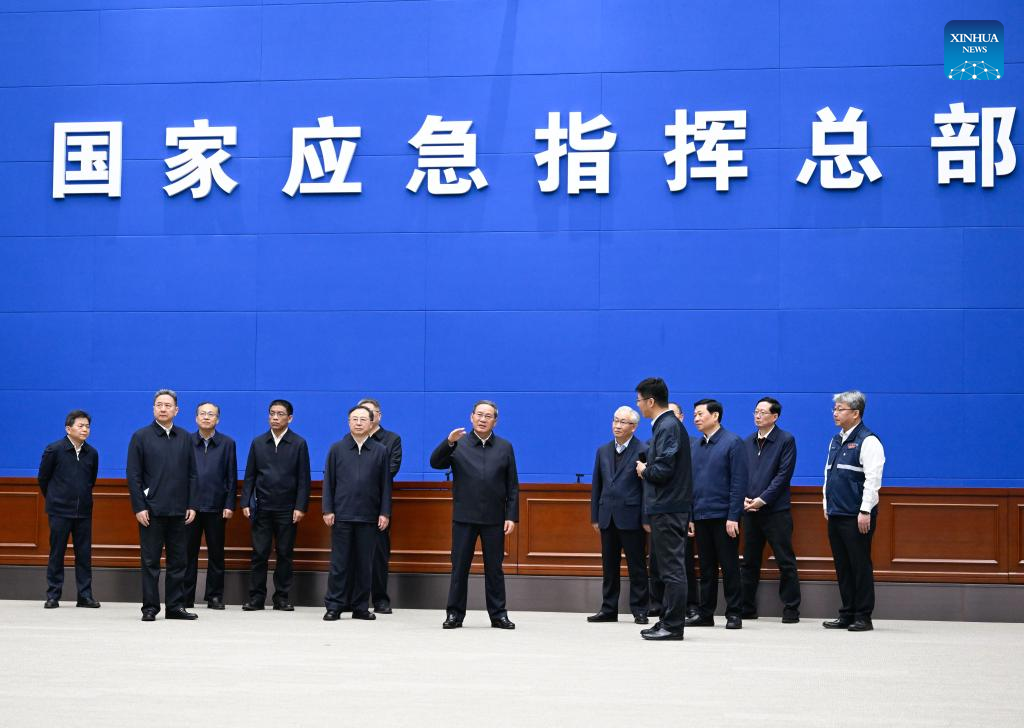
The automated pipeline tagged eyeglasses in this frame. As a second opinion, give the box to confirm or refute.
[753,410,774,417]
[833,407,853,413]
[612,418,636,426]
[197,411,218,418]
[269,410,290,418]
[473,412,495,420]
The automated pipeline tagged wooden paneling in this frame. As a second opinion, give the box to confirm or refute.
[3,478,1024,585]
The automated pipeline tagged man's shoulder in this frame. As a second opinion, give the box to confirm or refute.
[44,438,70,453]
[286,430,308,446]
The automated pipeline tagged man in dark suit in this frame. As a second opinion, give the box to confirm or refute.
[667,401,700,619]
[126,389,198,621]
[357,398,402,614]
[184,401,237,610]
[241,399,311,612]
[634,377,692,641]
[322,405,392,622]
[741,396,801,623]
[38,410,100,609]
[588,406,650,624]
[430,399,518,630]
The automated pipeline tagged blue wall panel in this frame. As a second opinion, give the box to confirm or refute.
[0,1,1021,485]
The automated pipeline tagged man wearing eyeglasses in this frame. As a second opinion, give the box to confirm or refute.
[184,402,237,611]
[823,390,885,633]
[430,400,518,630]
[740,397,800,623]
[241,399,311,612]
[587,406,650,625]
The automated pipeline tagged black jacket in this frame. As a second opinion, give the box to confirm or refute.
[642,410,693,515]
[744,426,797,513]
[192,431,238,513]
[429,433,519,525]
[590,437,646,530]
[241,429,311,513]
[371,427,403,478]
[126,421,198,517]
[38,437,99,518]
[322,435,392,523]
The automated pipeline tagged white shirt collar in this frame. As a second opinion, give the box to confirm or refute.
[614,436,633,454]
[272,428,289,447]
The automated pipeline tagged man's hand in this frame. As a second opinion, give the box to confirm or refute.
[635,460,647,478]
[378,515,390,531]
[293,510,304,524]
[323,513,335,527]
[857,513,871,534]
[726,520,739,538]
[504,520,515,535]
[185,509,196,525]
[591,523,600,533]
[823,512,828,521]
[448,428,466,445]
[688,522,695,537]
[744,497,766,512]
[223,509,233,520]
[135,510,150,527]
[642,524,651,534]
[242,507,251,518]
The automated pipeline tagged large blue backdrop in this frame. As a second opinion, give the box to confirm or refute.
[0,1,1021,485]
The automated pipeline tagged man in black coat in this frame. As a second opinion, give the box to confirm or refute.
[241,399,311,612]
[430,399,518,630]
[634,377,692,641]
[38,410,100,609]
[322,405,392,622]
[184,401,237,610]
[588,405,650,624]
[357,398,402,614]
[126,389,198,621]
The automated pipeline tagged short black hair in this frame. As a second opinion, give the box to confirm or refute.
[348,405,374,421]
[269,399,294,416]
[635,378,669,407]
[694,398,723,423]
[65,410,90,427]
[757,396,782,416]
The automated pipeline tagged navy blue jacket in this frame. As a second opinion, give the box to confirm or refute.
[192,431,238,513]
[241,429,312,514]
[37,437,98,518]
[690,427,747,522]
[429,433,519,525]
[642,410,692,515]
[590,437,646,531]
[744,426,797,513]
[322,435,392,523]
[126,421,198,517]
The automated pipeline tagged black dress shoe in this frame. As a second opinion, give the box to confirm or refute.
[242,601,265,611]
[685,614,714,627]
[641,627,684,641]
[374,605,393,615]
[166,607,199,620]
[781,612,800,624]
[44,599,59,609]
[352,610,376,620]
[634,613,649,625]
[76,597,101,608]
[323,610,340,621]
[207,597,225,610]
[640,621,663,636]
[848,619,874,632]
[823,618,852,629]
[273,601,294,612]
[587,612,618,623]
[442,614,463,629]
[141,609,157,622]
[685,609,700,620]
[490,616,516,629]
[725,616,742,630]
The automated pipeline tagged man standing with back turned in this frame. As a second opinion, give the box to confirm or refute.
[634,378,692,641]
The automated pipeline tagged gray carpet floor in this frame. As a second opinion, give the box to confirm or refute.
[0,599,1018,727]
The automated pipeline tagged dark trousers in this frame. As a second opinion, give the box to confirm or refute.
[694,518,742,619]
[325,521,377,611]
[447,521,507,619]
[46,515,93,601]
[598,519,649,616]
[248,510,297,604]
[650,534,699,614]
[139,515,188,613]
[184,511,227,605]
[740,509,801,617]
[371,522,391,608]
[649,512,688,633]
[827,513,876,621]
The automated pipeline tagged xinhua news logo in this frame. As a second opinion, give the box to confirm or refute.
[945,20,1004,79]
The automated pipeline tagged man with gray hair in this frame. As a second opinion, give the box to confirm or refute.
[822,390,885,633]
[588,406,650,624]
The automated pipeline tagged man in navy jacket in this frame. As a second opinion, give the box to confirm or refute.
[687,399,747,629]
[588,406,650,625]
[741,397,801,622]
[38,410,100,609]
